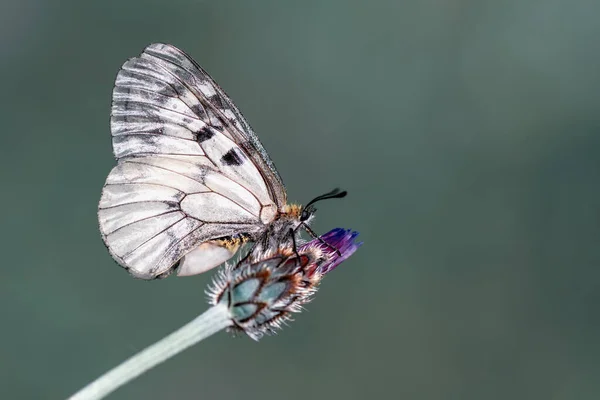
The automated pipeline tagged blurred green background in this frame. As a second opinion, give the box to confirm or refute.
[1,0,599,399]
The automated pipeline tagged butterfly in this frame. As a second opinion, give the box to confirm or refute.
[98,43,346,279]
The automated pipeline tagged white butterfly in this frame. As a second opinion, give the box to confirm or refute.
[98,43,346,279]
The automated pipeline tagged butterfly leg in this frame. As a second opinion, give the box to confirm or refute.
[298,223,342,256]
[289,227,303,267]
[236,226,273,268]
[236,240,257,268]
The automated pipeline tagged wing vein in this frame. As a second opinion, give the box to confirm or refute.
[104,181,186,194]
[121,215,188,259]
[113,100,202,122]
[99,200,180,211]
[125,158,218,180]
[102,210,182,237]
[114,132,197,143]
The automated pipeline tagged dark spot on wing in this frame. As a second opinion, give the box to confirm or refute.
[190,103,207,120]
[196,165,210,183]
[156,84,177,98]
[206,109,224,132]
[208,93,224,108]
[138,134,157,147]
[221,148,244,166]
[196,126,214,142]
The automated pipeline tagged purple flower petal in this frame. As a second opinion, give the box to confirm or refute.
[299,228,362,275]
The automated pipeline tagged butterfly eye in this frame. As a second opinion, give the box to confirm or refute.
[300,205,315,221]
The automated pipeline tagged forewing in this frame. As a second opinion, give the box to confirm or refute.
[142,43,286,206]
[111,43,286,207]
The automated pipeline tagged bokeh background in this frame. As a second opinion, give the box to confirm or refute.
[2,1,599,399]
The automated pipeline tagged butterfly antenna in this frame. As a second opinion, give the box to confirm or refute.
[304,188,347,209]
[301,188,348,221]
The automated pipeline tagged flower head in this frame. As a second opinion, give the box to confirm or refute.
[208,228,362,340]
[299,228,363,275]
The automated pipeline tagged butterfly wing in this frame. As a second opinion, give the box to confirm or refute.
[99,43,286,279]
[139,43,287,207]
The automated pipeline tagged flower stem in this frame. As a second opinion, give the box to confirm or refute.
[69,303,232,400]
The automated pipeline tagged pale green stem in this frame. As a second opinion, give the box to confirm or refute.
[69,303,232,400]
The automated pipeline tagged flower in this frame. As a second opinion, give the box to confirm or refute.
[68,229,362,399]
[299,228,363,275]
[207,228,362,340]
